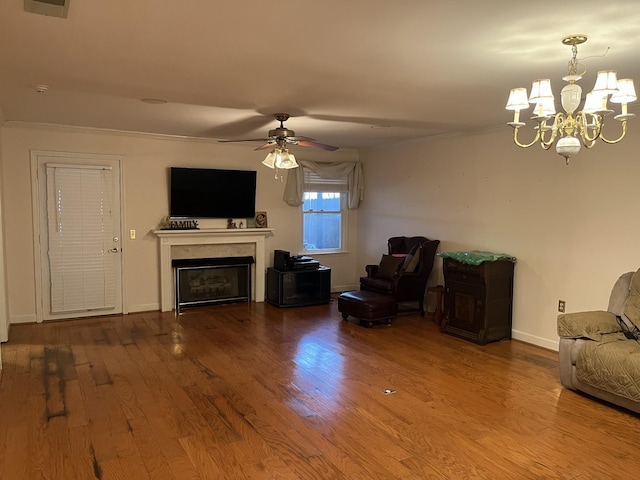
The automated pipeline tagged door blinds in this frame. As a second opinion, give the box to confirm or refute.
[46,164,116,314]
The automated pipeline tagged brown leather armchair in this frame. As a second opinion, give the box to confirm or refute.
[360,236,440,316]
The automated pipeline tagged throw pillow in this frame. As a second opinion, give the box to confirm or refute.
[402,244,421,273]
[557,311,621,341]
[376,254,404,280]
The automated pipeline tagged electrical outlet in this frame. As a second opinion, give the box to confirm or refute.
[558,300,566,313]
[129,229,136,240]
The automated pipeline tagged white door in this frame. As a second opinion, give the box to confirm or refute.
[32,152,124,321]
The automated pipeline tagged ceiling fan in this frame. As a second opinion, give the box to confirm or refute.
[219,113,339,152]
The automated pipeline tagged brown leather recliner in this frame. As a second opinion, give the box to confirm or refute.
[360,236,440,316]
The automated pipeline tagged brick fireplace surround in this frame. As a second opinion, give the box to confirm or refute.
[154,228,274,312]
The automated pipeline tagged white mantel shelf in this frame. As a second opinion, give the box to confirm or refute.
[154,228,274,238]
[154,228,274,311]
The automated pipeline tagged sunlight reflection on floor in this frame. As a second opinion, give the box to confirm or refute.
[291,331,345,412]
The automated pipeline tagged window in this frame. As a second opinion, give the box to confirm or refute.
[302,170,348,254]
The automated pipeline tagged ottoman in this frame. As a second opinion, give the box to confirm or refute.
[338,290,398,327]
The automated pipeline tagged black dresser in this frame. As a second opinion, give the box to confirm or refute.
[440,252,515,345]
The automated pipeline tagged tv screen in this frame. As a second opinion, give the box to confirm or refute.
[169,167,257,218]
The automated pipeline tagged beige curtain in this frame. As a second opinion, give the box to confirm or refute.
[283,160,364,209]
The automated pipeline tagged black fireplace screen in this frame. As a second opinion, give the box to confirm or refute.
[172,257,254,309]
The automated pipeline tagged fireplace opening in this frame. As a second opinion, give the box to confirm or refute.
[172,256,254,310]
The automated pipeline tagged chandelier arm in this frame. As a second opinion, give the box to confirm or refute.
[599,121,629,144]
[582,138,597,149]
[577,113,602,143]
[539,117,561,148]
[512,127,541,148]
[580,127,601,143]
[539,129,556,148]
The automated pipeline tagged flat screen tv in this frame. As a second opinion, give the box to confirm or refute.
[169,167,257,218]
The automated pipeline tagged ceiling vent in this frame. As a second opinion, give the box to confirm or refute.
[24,0,70,18]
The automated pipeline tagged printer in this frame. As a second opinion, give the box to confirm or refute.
[274,250,320,271]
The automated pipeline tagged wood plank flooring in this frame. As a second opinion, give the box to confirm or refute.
[1,297,639,479]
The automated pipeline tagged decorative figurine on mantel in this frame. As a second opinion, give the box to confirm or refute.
[159,216,171,230]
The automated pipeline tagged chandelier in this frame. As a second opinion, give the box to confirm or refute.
[505,34,636,164]
[261,139,299,170]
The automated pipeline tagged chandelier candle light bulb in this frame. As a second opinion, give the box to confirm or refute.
[505,34,636,164]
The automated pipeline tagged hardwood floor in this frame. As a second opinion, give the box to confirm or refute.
[1,298,639,479]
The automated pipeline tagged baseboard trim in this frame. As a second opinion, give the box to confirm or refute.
[512,329,559,351]
[127,303,161,313]
[10,313,37,324]
[332,284,358,293]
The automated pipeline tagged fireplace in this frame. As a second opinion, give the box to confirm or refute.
[172,256,254,310]
[154,228,273,311]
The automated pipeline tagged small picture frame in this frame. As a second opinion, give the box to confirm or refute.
[245,217,256,228]
[255,211,268,228]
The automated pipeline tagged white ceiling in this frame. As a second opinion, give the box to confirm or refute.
[1,0,640,150]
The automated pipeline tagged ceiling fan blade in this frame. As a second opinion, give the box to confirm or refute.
[254,142,276,151]
[218,138,270,143]
[287,135,317,142]
[296,139,340,151]
[206,115,274,138]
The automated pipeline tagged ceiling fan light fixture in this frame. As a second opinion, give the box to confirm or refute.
[275,149,298,169]
[282,150,298,169]
[262,150,277,169]
[220,113,339,166]
[262,148,299,170]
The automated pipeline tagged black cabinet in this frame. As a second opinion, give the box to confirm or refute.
[266,267,331,307]
[441,258,514,345]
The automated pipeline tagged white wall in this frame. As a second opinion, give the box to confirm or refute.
[0,123,359,323]
[358,126,640,350]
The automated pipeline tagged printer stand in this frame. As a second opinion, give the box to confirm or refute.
[266,267,331,307]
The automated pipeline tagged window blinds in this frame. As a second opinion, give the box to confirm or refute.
[303,170,348,192]
[46,164,116,314]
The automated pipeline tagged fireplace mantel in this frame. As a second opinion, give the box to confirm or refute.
[154,228,274,311]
